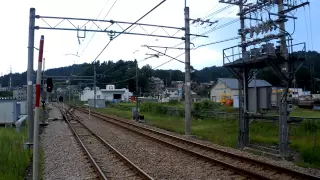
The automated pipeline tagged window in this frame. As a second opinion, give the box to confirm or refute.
[97,95,100,98]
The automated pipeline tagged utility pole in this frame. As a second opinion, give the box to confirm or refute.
[239,0,249,148]
[94,65,97,108]
[135,60,139,121]
[33,35,44,180]
[9,66,12,89]
[27,8,36,145]
[278,0,290,158]
[184,6,191,136]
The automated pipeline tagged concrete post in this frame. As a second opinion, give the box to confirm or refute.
[27,8,36,145]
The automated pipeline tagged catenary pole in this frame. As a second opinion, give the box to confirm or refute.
[94,65,97,108]
[135,60,139,121]
[33,35,44,180]
[27,8,36,145]
[184,6,191,136]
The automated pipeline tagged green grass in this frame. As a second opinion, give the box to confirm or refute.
[291,107,320,118]
[97,105,320,168]
[0,126,31,180]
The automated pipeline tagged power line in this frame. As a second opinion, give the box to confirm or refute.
[110,54,182,84]
[203,3,220,18]
[203,4,233,19]
[195,36,241,48]
[92,0,168,63]
[79,0,118,57]
[92,18,241,82]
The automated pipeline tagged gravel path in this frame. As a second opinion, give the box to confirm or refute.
[75,110,246,180]
[41,105,96,180]
[104,113,320,178]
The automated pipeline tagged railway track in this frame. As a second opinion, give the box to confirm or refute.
[58,106,153,180]
[77,107,320,180]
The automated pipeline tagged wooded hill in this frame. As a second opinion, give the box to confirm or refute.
[1,51,319,93]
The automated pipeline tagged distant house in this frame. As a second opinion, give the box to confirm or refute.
[164,87,179,98]
[13,88,27,101]
[149,77,165,94]
[80,85,132,102]
[210,78,272,103]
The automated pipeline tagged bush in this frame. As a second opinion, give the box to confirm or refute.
[193,100,219,111]
[303,120,318,133]
[167,99,179,105]
[300,148,320,167]
[140,102,168,115]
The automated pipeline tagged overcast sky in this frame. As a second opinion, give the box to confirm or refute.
[0,0,318,76]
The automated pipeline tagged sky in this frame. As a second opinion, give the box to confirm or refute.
[0,0,319,76]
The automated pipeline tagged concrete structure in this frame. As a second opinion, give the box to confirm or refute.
[88,98,105,108]
[0,98,20,124]
[80,87,103,101]
[101,85,132,102]
[210,78,272,103]
[19,101,27,115]
[80,85,132,102]
[149,77,165,94]
[0,86,10,91]
[13,88,27,101]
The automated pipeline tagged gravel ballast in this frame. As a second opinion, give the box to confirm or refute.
[102,113,320,178]
[75,110,246,180]
[41,106,96,180]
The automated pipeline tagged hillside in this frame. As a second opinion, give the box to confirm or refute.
[0,51,319,93]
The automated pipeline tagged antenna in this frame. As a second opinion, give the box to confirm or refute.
[9,65,12,88]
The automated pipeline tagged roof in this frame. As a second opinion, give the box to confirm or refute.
[217,78,272,90]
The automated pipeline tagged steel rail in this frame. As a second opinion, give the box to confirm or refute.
[78,107,320,180]
[59,105,153,180]
[76,108,268,180]
[58,107,107,180]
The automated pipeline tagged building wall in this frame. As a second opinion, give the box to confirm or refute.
[13,89,27,101]
[210,81,238,102]
[80,90,103,101]
[101,90,130,101]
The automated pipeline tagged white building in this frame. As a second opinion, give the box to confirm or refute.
[80,87,103,101]
[210,78,272,103]
[163,88,179,98]
[80,85,132,102]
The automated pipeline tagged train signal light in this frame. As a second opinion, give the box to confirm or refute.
[47,78,53,93]
[59,96,63,102]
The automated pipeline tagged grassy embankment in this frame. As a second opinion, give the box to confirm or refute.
[0,126,31,180]
[95,101,320,168]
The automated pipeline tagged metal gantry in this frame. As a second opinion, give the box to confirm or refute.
[219,0,309,157]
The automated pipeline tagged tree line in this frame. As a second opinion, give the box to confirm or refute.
[0,51,319,93]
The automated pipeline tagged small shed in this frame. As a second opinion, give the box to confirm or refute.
[88,99,105,108]
[0,98,19,124]
[20,101,28,115]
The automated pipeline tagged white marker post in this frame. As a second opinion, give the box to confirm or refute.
[33,35,44,180]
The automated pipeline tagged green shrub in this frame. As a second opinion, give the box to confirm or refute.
[167,99,179,105]
[303,120,318,133]
[300,148,320,167]
[0,127,31,180]
[193,100,219,111]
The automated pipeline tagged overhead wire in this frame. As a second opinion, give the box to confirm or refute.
[91,0,168,64]
[303,7,310,50]
[100,3,240,84]
[203,4,233,19]
[85,0,168,82]
[79,0,118,58]
[110,31,241,84]
[307,4,314,50]
[203,3,220,18]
